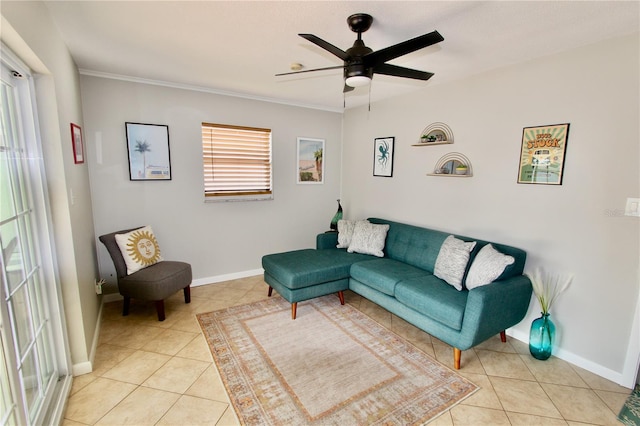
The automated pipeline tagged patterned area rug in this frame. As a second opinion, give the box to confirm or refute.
[197,295,478,425]
[619,384,640,425]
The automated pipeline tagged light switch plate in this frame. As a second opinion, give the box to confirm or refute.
[625,198,640,217]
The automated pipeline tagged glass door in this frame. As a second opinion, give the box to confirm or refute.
[0,47,71,426]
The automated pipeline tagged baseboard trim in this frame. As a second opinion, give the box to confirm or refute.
[508,328,631,389]
[72,361,93,377]
[190,268,264,287]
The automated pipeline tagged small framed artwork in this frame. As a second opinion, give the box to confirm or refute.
[70,123,84,164]
[517,123,570,185]
[125,122,171,181]
[373,137,395,177]
[297,137,324,184]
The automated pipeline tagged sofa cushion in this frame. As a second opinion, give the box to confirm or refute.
[347,221,389,257]
[395,275,469,331]
[368,218,450,271]
[262,249,370,289]
[350,259,432,296]
[466,244,515,289]
[434,235,476,291]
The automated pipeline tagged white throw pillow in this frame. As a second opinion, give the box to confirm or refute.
[115,226,163,275]
[336,219,362,248]
[434,235,477,291]
[466,244,515,289]
[347,221,389,257]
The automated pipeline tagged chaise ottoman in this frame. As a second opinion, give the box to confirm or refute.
[262,248,371,319]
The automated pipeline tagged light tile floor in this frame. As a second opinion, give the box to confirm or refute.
[63,275,631,425]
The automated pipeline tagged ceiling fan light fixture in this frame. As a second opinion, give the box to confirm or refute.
[345,75,371,87]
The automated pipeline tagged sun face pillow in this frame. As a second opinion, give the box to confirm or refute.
[114,226,163,275]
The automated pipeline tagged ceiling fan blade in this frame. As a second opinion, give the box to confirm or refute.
[276,65,345,77]
[299,34,349,60]
[343,84,354,93]
[365,30,444,66]
[373,63,434,81]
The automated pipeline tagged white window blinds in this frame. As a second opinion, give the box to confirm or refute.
[202,122,272,199]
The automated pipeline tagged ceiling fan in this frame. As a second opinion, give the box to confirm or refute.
[276,13,444,92]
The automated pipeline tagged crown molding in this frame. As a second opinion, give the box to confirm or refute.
[78,69,344,114]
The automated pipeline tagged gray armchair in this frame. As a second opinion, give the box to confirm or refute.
[99,227,192,321]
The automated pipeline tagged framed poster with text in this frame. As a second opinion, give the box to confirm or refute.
[517,123,569,185]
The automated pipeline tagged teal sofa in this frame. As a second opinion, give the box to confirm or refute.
[262,218,532,369]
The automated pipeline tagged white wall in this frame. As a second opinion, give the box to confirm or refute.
[1,2,100,374]
[80,77,343,286]
[342,34,640,384]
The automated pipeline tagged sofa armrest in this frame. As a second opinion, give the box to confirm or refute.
[460,275,533,348]
[316,232,338,249]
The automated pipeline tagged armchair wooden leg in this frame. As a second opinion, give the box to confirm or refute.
[500,330,506,342]
[183,286,191,304]
[268,286,273,297]
[338,291,345,305]
[155,300,166,321]
[291,302,297,320]
[122,296,131,316]
[454,348,461,370]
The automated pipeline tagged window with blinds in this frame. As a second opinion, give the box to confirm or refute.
[202,122,273,200]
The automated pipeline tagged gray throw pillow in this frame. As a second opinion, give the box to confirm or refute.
[347,221,389,257]
[466,244,514,289]
[337,219,362,248]
[434,235,476,291]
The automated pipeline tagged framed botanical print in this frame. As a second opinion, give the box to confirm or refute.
[70,123,84,164]
[373,137,394,177]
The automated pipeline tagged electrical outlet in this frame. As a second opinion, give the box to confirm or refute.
[625,198,640,217]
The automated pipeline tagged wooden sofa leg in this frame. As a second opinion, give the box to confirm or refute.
[268,286,273,297]
[184,286,191,304]
[454,348,461,370]
[338,291,345,305]
[291,302,297,320]
[155,300,166,322]
[500,330,507,342]
[122,296,131,316]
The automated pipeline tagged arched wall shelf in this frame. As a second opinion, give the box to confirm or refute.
[413,122,454,146]
[428,152,473,177]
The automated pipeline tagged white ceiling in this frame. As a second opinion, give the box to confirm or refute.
[44,1,639,112]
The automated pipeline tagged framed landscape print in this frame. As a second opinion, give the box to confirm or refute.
[125,122,171,181]
[297,137,324,184]
[373,137,394,177]
[517,123,569,185]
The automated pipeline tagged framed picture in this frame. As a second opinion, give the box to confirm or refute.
[373,137,394,177]
[517,123,570,185]
[125,122,171,181]
[70,123,84,164]
[297,137,324,184]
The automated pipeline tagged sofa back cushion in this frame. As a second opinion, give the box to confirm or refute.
[367,218,526,283]
[368,218,449,272]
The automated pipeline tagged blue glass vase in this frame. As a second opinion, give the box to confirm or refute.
[529,313,555,360]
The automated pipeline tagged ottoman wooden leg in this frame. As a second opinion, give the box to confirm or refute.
[268,286,273,297]
[453,348,461,369]
[500,330,506,342]
[338,291,345,305]
[291,302,297,320]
